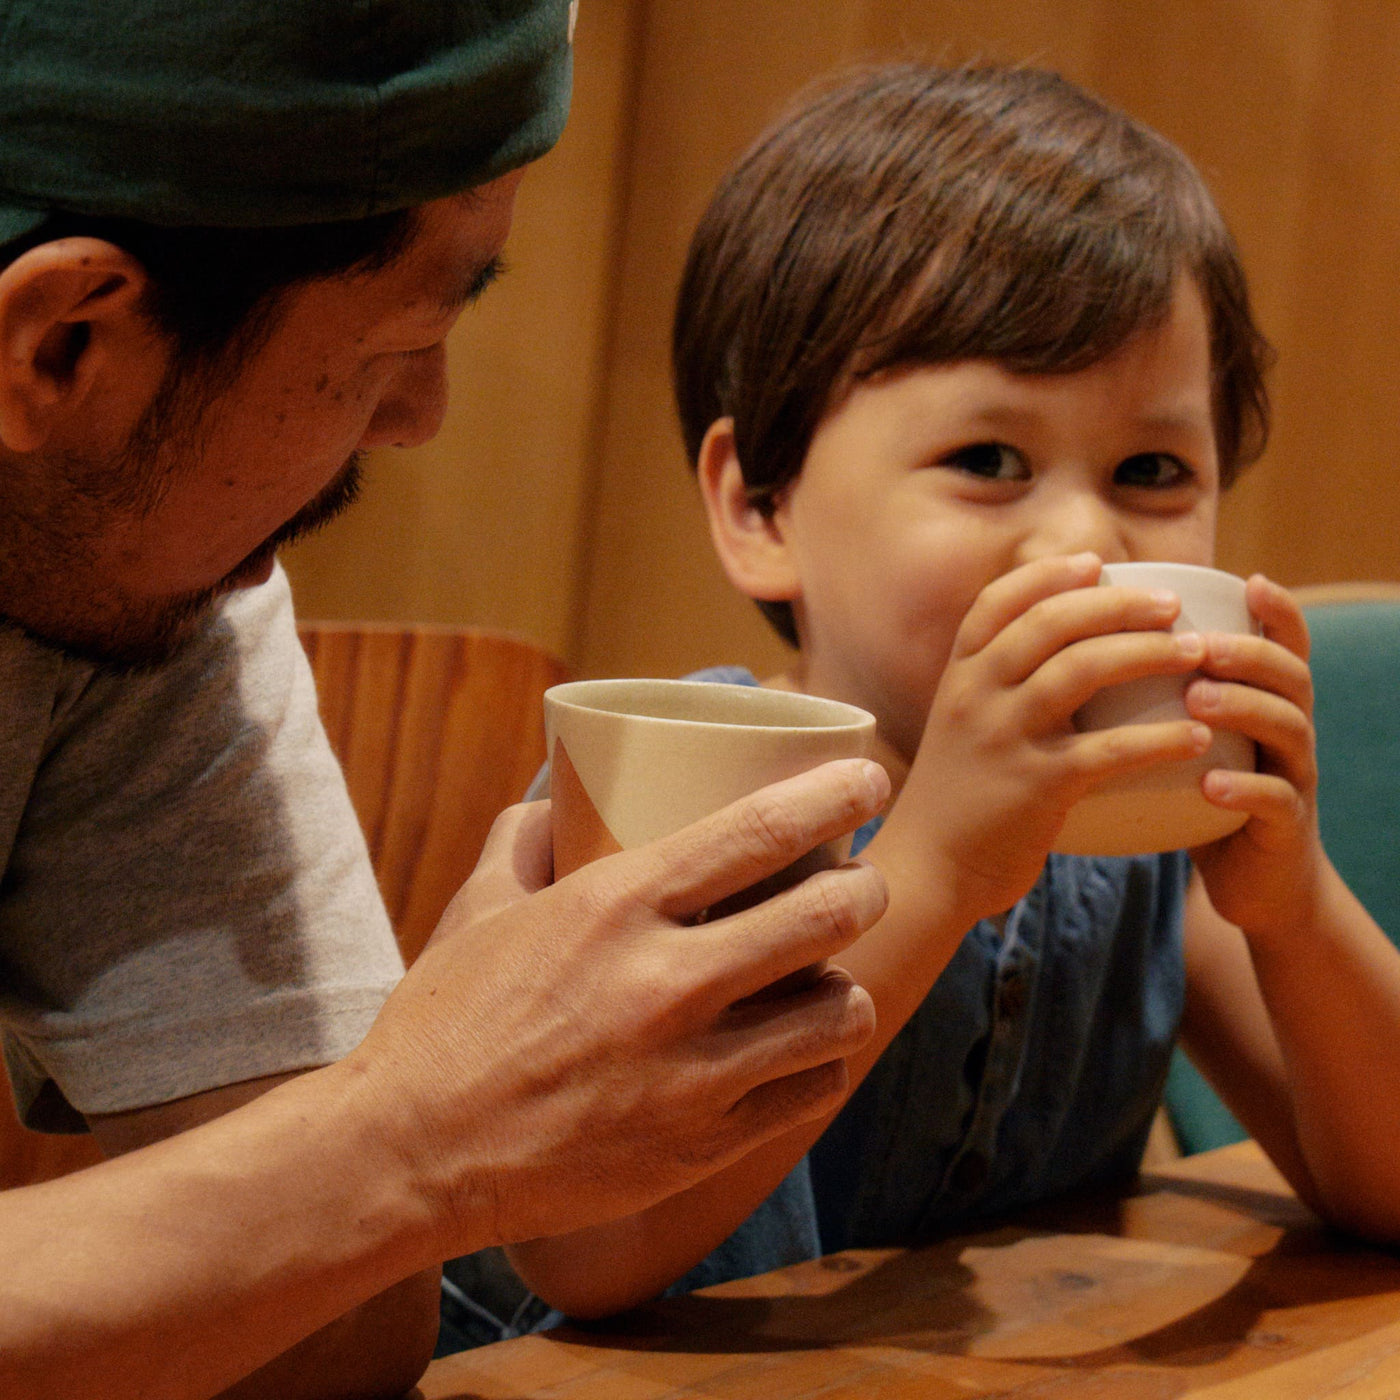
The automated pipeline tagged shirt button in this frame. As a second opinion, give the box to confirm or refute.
[999,973,1027,1019]
[950,1150,989,1194]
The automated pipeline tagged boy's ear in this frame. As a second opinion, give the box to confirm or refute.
[696,417,801,603]
[0,238,164,455]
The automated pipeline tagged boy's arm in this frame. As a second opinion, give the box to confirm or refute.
[508,846,983,1318]
[1181,866,1400,1240]
[512,555,1217,1316]
[1179,573,1400,1241]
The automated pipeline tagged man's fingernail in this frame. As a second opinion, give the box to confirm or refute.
[859,759,890,804]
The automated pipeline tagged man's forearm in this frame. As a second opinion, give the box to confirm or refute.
[213,1268,442,1400]
[0,1061,446,1400]
[0,770,892,1398]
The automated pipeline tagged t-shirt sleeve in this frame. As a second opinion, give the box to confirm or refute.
[0,567,403,1130]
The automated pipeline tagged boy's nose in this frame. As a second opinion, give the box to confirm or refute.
[358,343,449,450]
[1014,493,1129,566]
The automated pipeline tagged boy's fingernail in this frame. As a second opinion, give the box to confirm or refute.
[1191,724,1213,752]
[1176,632,1205,659]
[1203,768,1232,798]
[1150,589,1179,610]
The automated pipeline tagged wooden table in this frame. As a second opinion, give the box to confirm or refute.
[415,1143,1400,1398]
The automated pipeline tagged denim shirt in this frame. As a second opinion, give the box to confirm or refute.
[668,666,1189,1291]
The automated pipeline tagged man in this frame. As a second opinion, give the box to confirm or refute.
[0,3,889,1397]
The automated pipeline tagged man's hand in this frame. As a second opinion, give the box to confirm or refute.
[351,755,890,1251]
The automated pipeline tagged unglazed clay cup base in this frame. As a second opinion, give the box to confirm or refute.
[1052,562,1256,857]
[544,679,877,887]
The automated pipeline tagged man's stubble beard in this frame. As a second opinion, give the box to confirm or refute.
[62,454,365,673]
[0,356,367,672]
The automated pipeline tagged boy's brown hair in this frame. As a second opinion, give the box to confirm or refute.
[672,62,1274,646]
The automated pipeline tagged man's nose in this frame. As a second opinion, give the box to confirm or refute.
[1014,492,1128,566]
[359,343,449,450]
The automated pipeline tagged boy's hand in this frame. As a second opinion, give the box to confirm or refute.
[1186,574,1324,937]
[883,552,1214,925]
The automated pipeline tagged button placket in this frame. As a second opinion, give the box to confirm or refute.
[931,891,1043,1212]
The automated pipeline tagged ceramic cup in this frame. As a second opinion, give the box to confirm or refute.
[544,679,877,909]
[1052,562,1257,857]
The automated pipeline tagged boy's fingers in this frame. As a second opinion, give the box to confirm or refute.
[1197,631,1314,715]
[988,584,1183,690]
[1186,678,1316,790]
[1200,768,1310,837]
[1246,573,1311,661]
[1058,718,1212,791]
[953,553,1103,658]
[624,758,890,917]
[1021,628,1207,724]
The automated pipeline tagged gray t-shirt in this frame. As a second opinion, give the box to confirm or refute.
[0,567,403,1131]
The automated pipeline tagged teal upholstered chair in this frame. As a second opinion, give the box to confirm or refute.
[1164,585,1400,1154]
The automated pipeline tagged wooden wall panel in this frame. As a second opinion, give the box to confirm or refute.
[571,0,870,683]
[298,624,567,966]
[574,0,1400,683]
[282,0,644,661]
[283,0,1400,684]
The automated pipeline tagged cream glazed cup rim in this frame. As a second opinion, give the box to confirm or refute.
[544,678,876,735]
[1097,561,1246,586]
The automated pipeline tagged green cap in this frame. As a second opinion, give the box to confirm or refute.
[0,0,575,243]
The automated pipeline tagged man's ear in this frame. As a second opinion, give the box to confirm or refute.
[696,417,801,603]
[0,238,163,454]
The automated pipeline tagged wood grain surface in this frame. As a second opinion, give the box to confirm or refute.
[297,622,568,966]
[417,1143,1400,1400]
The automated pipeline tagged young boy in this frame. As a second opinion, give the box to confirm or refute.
[503,61,1400,1321]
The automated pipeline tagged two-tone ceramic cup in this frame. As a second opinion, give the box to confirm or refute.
[544,679,877,910]
[1052,562,1257,857]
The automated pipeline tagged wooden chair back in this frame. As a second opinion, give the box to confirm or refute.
[297,622,568,964]
[1,622,566,1188]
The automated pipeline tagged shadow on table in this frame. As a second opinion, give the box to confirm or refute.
[552,1172,1400,1374]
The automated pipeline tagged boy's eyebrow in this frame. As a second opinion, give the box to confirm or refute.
[439,254,506,314]
[1130,407,1215,436]
[953,402,1211,438]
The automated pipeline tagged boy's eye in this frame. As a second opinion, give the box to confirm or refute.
[1115,452,1192,489]
[940,442,1029,481]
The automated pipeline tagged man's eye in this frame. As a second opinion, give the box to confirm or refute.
[940,442,1029,480]
[1116,452,1191,488]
